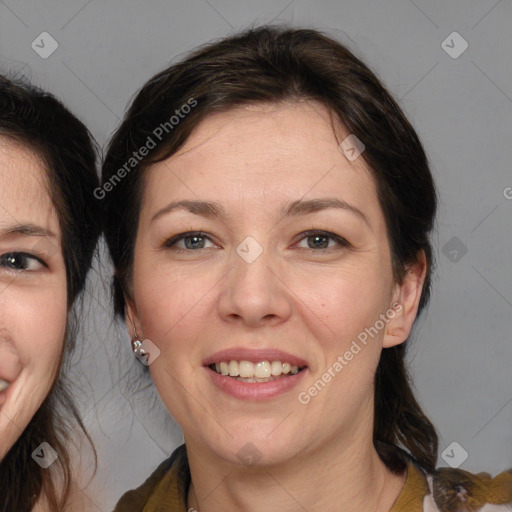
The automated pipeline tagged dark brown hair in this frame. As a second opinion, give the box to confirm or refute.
[102,26,438,473]
[0,74,101,511]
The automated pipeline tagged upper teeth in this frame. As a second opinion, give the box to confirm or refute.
[213,360,300,378]
[0,379,9,392]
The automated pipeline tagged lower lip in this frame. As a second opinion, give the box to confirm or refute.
[206,367,307,400]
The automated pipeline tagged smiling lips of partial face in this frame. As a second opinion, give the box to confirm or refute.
[0,378,9,393]
[0,374,18,407]
[0,337,22,399]
[203,348,308,383]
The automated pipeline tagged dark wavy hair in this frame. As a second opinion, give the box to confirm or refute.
[0,75,101,511]
[102,26,438,473]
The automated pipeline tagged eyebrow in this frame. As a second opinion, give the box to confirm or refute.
[278,198,370,227]
[151,198,370,227]
[0,223,57,239]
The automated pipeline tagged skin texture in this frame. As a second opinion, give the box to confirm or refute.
[0,137,67,462]
[127,101,427,511]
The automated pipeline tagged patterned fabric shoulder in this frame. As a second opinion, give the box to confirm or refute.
[421,466,512,511]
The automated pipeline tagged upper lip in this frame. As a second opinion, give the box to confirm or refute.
[203,348,308,367]
[0,368,19,385]
[0,375,14,391]
[0,364,21,385]
[0,340,22,383]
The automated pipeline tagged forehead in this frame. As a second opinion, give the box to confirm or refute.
[0,137,58,230]
[171,101,361,172]
[142,102,381,221]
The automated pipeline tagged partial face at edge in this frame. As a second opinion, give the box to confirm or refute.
[128,101,425,467]
[0,137,67,460]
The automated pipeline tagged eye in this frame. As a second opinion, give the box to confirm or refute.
[0,252,46,271]
[163,231,217,251]
[295,230,350,251]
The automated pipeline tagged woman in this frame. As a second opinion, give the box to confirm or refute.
[0,75,101,511]
[102,27,512,511]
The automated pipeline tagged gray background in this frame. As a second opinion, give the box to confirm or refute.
[1,1,511,510]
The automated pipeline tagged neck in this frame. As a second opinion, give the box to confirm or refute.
[185,429,406,512]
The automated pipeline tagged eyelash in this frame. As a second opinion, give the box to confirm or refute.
[0,252,47,272]
[163,230,350,253]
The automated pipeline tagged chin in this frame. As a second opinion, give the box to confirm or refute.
[205,431,303,469]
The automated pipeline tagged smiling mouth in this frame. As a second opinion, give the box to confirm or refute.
[0,378,9,393]
[209,360,306,382]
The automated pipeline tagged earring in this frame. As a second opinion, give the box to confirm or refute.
[131,325,147,360]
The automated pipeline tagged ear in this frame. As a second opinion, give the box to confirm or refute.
[124,297,143,340]
[383,250,427,348]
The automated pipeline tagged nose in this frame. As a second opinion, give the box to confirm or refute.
[217,243,292,328]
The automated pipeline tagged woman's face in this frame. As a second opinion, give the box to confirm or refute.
[129,102,424,467]
[0,138,67,460]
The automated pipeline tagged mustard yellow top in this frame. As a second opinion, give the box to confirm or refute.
[113,445,512,511]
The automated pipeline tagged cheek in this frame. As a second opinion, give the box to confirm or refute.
[134,260,219,348]
[10,286,67,382]
[133,265,216,418]
[290,262,392,343]
[0,285,67,456]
